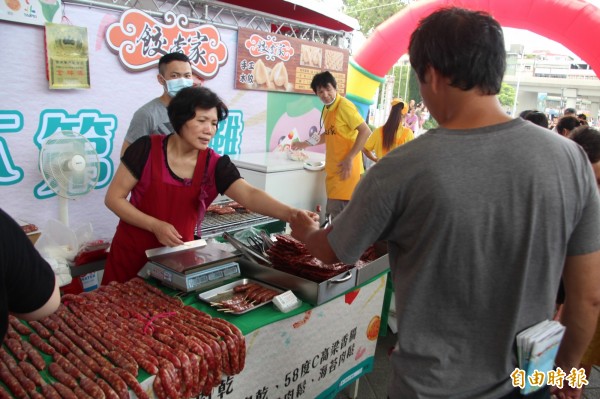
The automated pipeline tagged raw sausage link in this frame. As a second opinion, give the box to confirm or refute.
[49,362,78,389]
[28,321,51,339]
[158,367,179,399]
[5,325,21,341]
[52,381,78,399]
[115,368,149,399]
[29,333,56,355]
[74,386,95,399]
[3,338,27,361]
[0,354,35,393]
[48,336,70,356]
[52,353,83,380]
[95,377,120,399]
[153,375,167,399]
[106,350,138,376]
[8,316,31,335]
[98,367,129,399]
[20,340,46,371]
[41,383,62,399]
[79,375,106,399]
[18,361,45,387]
[0,361,28,399]
[0,385,12,399]
[65,352,96,379]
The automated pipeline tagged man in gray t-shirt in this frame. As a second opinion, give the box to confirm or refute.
[290,8,600,399]
[121,52,194,156]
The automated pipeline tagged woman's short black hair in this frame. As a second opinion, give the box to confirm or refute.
[167,87,229,134]
[408,7,506,95]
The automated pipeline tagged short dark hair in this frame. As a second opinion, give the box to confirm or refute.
[408,7,506,95]
[167,87,229,134]
[158,52,191,75]
[524,111,549,128]
[556,115,581,135]
[310,71,337,93]
[564,108,577,115]
[569,125,600,163]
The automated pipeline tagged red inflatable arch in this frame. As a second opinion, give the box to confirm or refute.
[353,0,600,80]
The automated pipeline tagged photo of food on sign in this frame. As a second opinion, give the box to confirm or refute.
[235,27,349,95]
[251,59,293,91]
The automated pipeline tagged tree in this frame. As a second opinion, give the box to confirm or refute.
[497,83,516,109]
[343,0,407,35]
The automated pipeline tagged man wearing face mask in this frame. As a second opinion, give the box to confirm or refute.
[120,52,194,156]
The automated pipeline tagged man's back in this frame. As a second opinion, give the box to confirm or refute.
[331,118,600,397]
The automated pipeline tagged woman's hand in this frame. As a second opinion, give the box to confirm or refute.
[550,385,583,399]
[150,220,184,247]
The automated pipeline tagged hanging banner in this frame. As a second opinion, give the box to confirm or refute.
[0,0,62,26]
[45,23,91,89]
[235,27,349,95]
[106,10,228,80]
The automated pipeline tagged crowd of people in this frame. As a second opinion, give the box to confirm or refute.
[2,5,599,399]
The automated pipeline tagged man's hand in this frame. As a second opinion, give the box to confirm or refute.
[338,157,353,180]
[291,141,309,151]
[290,210,320,243]
[150,220,184,247]
[550,384,582,399]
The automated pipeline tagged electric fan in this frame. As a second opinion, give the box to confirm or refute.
[38,130,100,226]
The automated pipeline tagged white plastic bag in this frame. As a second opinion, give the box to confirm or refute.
[34,219,93,287]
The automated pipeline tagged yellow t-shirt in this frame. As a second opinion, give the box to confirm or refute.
[364,125,414,159]
[323,95,365,200]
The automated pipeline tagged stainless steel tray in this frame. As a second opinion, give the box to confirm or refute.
[197,278,284,315]
[239,259,356,306]
[355,254,390,285]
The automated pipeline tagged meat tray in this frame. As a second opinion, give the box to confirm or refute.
[197,278,284,315]
[238,259,356,306]
[355,254,390,285]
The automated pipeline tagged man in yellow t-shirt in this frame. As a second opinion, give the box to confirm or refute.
[293,71,372,218]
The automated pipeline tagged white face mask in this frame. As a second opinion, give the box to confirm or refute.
[165,77,194,97]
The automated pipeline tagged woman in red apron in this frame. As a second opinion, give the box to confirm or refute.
[103,87,317,284]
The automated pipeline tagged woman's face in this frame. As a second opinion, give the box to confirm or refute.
[180,107,219,150]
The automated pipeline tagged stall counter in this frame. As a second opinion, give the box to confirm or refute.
[144,271,388,399]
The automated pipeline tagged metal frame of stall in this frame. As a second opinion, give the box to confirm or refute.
[63,0,353,50]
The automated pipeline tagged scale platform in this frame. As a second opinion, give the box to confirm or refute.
[138,240,242,292]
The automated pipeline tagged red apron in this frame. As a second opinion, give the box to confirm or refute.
[102,135,207,284]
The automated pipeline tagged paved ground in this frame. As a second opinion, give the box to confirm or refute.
[336,329,600,399]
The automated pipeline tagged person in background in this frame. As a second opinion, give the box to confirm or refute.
[291,71,371,219]
[362,98,414,163]
[523,111,549,128]
[553,125,600,399]
[556,115,581,137]
[578,113,589,126]
[103,87,317,284]
[564,107,577,117]
[0,208,60,341]
[404,106,419,133]
[120,52,195,156]
[289,7,600,399]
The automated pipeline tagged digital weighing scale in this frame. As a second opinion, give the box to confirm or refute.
[138,239,242,293]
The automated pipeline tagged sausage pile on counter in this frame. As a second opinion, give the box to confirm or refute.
[0,278,246,399]
[266,235,379,282]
